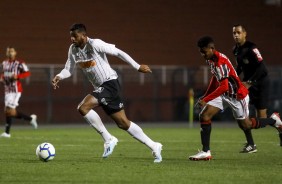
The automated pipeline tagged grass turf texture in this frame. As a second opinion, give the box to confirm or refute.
[0,125,281,184]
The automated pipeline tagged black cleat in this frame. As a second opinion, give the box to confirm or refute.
[240,144,257,153]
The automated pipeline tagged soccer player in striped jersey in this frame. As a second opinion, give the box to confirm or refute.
[189,36,282,161]
[52,24,162,163]
[0,47,38,138]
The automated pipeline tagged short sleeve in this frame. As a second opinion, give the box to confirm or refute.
[19,62,29,73]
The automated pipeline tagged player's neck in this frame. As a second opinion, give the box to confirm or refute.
[79,38,88,49]
[238,40,246,46]
[8,58,16,61]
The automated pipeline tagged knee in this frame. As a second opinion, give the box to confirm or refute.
[77,103,91,116]
[5,108,16,117]
[199,112,212,122]
[239,120,252,130]
[116,118,130,130]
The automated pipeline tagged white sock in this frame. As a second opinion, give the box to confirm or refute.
[127,122,156,150]
[84,110,112,142]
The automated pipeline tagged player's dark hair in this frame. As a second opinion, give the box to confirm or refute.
[197,36,214,48]
[70,23,87,33]
[233,24,246,32]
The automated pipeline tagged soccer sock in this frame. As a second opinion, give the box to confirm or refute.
[15,112,32,121]
[201,121,212,152]
[238,122,255,145]
[127,122,156,150]
[279,133,282,146]
[243,129,255,145]
[83,110,112,142]
[251,118,276,129]
[5,116,12,134]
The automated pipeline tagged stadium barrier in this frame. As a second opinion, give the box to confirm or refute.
[1,64,282,124]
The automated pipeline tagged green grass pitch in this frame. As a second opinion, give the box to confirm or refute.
[0,124,281,184]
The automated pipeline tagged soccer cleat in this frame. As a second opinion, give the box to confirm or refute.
[152,142,163,163]
[102,136,118,158]
[189,150,212,161]
[30,114,38,129]
[271,113,282,132]
[0,132,11,138]
[240,143,257,153]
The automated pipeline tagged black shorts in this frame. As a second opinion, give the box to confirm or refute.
[248,76,269,110]
[92,79,124,115]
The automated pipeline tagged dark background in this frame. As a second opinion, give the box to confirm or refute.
[0,0,281,123]
[0,0,281,66]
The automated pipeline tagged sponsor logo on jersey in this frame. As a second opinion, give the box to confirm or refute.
[78,60,96,68]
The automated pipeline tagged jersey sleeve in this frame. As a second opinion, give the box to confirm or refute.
[202,76,218,98]
[202,78,229,102]
[250,47,263,63]
[93,39,140,70]
[17,62,31,79]
[247,47,267,83]
[214,63,230,81]
[93,39,118,56]
[57,46,76,79]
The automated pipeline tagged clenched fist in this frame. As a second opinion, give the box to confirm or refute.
[138,65,152,73]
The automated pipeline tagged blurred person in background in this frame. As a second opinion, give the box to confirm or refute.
[232,24,282,150]
[0,47,38,138]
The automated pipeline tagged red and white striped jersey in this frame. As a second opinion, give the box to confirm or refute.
[203,51,249,102]
[1,59,31,93]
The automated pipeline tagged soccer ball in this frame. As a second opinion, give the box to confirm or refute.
[36,142,56,162]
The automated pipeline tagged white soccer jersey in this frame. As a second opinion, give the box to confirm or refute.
[57,38,140,89]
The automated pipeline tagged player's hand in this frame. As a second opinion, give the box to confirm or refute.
[195,98,206,109]
[138,65,152,73]
[11,74,18,81]
[52,76,61,90]
[242,82,251,89]
[198,100,207,108]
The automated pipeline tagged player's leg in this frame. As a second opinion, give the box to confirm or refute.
[77,94,113,143]
[110,110,163,163]
[236,97,282,140]
[1,93,19,138]
[256,109,267,118]
[1,107,15,138]
[13,110,38,129]
[189,102,221,161]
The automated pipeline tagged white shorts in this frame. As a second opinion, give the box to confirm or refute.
[5,92,22,109]
[207,95,249,120]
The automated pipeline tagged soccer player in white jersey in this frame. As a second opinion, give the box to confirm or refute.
[52,24,162,163]
[0,47,38,138]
